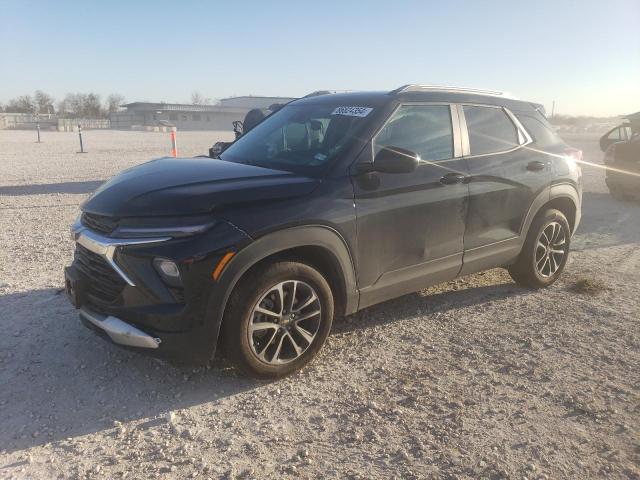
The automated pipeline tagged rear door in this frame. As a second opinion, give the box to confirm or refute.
[459,104,550,274]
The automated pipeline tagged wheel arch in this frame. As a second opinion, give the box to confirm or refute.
[521,184,580,240]
[204,225,359,358]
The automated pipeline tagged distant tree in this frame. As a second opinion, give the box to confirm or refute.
[190,91,212,105]
[84,93,102,117]
[34,90,55,114]
[105,94,125,115]
[191,91,204,105]
[57,92,104,118]
[58,93,82,118]
[6,95,35,113]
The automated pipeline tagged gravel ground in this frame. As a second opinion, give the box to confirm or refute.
[0,130,638,480]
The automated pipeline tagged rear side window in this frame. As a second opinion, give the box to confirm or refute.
[375,105,453,161]
[517,113,562,148]
[463,105,519,155]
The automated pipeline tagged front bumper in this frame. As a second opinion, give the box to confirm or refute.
[79,307,161,349]
[65,218,252,363]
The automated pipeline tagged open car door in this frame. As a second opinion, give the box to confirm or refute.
[600,124,633,152]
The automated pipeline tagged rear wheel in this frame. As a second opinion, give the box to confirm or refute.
[221,261,334,378]
[508,209,571,289]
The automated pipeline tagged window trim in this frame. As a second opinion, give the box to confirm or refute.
[371,102,462,162]
[458,103,532,158]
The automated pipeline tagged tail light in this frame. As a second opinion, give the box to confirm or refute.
[564,147,583,163]
[563,147,583,174]
[603,144,616,165]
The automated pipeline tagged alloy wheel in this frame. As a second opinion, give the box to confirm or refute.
[248,280,321,365]
[535,221,567,278]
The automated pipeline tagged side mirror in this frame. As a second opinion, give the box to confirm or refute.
[373,146,420,174]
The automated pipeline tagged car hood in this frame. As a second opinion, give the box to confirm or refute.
[83,156,320,217]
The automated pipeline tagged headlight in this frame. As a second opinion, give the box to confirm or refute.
[111,215,216,239]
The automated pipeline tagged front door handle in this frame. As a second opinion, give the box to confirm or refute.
[526,161,546,172]
[440,172,466,185]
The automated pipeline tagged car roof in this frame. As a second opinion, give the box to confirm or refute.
[291,87,540,113]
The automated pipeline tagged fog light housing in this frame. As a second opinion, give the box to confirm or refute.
[153,258,182,287]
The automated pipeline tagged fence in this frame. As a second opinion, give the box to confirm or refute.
[56,118,111,131]
[0,113,56,130]
[0,113,110,130]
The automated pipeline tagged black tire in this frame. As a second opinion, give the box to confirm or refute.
[508,208,571,289]
[221,261,334,379]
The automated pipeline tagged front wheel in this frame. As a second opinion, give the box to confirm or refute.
[221,261,334,379]
[508,209,571,289]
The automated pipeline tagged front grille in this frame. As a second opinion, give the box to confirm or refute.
[169,287,185,303]
[82,213,118,236]
[74,243,126,304]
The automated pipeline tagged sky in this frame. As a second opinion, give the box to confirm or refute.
[1,0,639,117]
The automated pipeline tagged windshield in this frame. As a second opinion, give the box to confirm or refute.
[219,103,374,174]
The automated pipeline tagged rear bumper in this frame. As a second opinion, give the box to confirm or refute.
[606,174,640,196]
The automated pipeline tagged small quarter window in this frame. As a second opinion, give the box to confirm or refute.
[463,105,519,156]
[517,113,561,148]
[374,105,453,161]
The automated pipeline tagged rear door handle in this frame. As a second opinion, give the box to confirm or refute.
[440,173,466,185]
[526,161,546,172]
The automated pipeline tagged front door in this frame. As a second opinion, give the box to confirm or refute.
[352,104,470,308]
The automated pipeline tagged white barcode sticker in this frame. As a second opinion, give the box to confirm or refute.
[331,106,373,117]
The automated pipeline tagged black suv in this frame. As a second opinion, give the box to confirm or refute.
[65,85,582,378]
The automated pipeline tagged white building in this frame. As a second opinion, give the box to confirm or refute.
[110,96,296,131]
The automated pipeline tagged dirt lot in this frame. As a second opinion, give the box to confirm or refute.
[0,129,638,479]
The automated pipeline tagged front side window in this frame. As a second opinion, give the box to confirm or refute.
[374,105,453,161]
[463,105,519,156]
[220,103,373,175]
